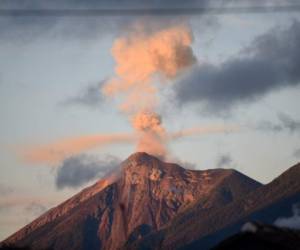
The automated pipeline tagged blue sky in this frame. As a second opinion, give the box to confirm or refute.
[0,1,300,240]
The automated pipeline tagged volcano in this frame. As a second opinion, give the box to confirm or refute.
[2,153,300,250]
[2,152,260,249]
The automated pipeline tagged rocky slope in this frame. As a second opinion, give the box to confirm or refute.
[126,162,300,250]
[2,152,261,250]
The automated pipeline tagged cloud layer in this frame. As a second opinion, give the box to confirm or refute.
[0,0,210,43]
[3,1,297,44]
[175,20,300,113]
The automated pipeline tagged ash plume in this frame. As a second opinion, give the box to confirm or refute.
[132,111,167,157]
[102,23,197,157]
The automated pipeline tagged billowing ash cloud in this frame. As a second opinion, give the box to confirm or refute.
[217,154,233,168]
[257,113,300,133]
[175,20,300,113]
[63,81,104,108]
[274,204,300,230]
[102,23,196,158]
[132,111,167,157]
[56,154,121,189]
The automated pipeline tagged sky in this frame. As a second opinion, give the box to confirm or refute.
[1,0,300,241]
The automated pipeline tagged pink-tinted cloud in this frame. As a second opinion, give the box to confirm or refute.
[19,133,135,165]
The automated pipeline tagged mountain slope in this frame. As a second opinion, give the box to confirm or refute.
[2,152,261,250]
[127,162,300,250]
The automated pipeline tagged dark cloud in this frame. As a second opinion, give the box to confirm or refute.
[175,20,300,113]
[217,154,233,168]
[63,81,104,108]
[1,1,299,13]
[0,0,210,9]
[56,154,120,189]
[3,1,297,43]
[257,113,300,133]
[25,202,48,216]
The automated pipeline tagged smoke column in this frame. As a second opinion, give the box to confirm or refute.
[102,24,196,157]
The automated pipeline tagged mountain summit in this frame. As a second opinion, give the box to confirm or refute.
[2,152,262,250]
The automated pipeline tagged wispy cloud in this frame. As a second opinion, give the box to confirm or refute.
[19,133,135,165]
[0,195,60,211]
[277,113,300,133]
[0,0,211,43]
[216,153,233,168]
[293,148,300,159]
[169,125,237,139]
[257,113,300,133]
[18,124,236,166]
[62,81,105,108]
[0,184,14,196]
[25,202,48,216]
